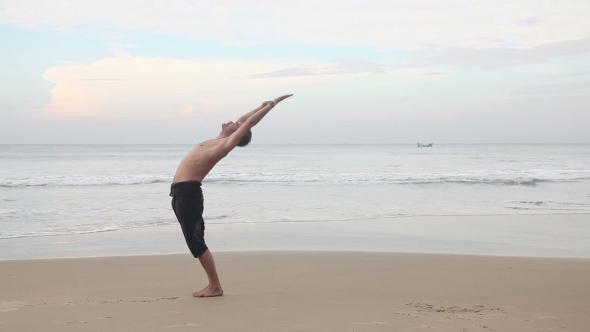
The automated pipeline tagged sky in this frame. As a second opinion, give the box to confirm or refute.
[1,0,589,144]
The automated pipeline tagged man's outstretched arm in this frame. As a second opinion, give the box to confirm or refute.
[244,95,292,128]
[236,102,268,123]
[225,94,293,148]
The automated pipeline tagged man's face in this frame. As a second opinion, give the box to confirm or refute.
[221,121,241,133]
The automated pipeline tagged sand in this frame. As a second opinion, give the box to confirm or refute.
[1,251,589,332]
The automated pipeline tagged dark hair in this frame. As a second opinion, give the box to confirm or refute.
[237,130,252,147]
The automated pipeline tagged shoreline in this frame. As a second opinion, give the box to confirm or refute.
[5,250,590,264]
[1,251,589,331]
[2,213,589,261]
[4,211,590,239]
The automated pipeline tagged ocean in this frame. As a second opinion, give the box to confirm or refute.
[1,144,589,241]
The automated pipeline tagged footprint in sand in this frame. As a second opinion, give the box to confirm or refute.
[166,323,202,328]
[0,302,27,312]
[122,297,179,303]
[158,311,183,315]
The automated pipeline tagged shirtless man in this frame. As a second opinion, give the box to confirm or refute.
[170,94,293,297]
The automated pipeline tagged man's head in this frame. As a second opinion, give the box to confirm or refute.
[220,121,252,147]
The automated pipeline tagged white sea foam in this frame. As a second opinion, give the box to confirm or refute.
[0,174,171,187]
[0,209,21,214]
[0,218,177,239]
[206,169,590,185]
[1,169,589,187]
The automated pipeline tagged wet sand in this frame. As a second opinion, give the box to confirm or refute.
[3,214,590,260]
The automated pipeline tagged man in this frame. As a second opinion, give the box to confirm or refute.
[170,94,293,297]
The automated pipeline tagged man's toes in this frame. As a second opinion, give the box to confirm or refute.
[193,286,210,297]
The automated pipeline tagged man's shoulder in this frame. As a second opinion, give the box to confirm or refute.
[193,138,232,156]
[191,138,220,150]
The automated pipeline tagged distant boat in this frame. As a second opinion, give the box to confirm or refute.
[417,143,433,147]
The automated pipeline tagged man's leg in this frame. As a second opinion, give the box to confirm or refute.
[172,195,223,298]
[194,249,224,297]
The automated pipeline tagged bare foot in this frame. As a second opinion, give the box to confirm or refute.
[193,285,223,298]
[193,285,208,296]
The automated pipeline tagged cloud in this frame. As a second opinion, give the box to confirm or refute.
[250,60,386,78]
[41,55,440,117]
[251,67,317,79]
[513,15,547,27]
[511,81,590,97]
[410,38,590,68]
[563,70,590,77]
[75,78,129,81]
[2,0,590,49]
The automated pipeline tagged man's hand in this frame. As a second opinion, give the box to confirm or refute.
[273,94,293,104]
[238,96,293,123]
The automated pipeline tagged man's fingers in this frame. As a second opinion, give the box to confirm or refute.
[274,94,293,103]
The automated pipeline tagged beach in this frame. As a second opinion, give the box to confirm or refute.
[2,251,589,332]
[1,145,589,331]
[1,213,590,331]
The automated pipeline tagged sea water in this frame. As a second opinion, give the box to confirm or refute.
[1,144,589,241]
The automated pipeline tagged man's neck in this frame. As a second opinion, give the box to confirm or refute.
[215,130,233,139]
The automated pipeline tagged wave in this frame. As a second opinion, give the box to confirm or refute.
[1,213,416,239]
[0,174,171,188]
[518,200,590,206]
[0,218,177,239]
[513,200,590,208]
[0,209,22,214]
[205,172,575,186]
[1,170,589,188]
[0,211,238,239]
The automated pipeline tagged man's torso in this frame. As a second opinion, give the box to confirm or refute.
[173,138,230,183]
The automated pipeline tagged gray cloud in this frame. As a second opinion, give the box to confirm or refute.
[563,70,590,77]
[252,38,590,79]
[3,1,589,50]
[412,38,590,68]
[250,59,386,79]
[512,81,590,97]
[75,78,130,81]
[330,59,386,75]
[250,67,317,78]
[514,15,547,27]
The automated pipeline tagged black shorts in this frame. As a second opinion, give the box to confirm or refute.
[170,181,208,258]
